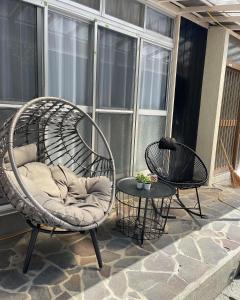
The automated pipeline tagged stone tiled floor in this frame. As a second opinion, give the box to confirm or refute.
[1,185,240,300]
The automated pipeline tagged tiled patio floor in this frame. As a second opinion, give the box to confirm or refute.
[1,185,240,300]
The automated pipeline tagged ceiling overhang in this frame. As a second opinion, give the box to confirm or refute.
[149,0,240,39]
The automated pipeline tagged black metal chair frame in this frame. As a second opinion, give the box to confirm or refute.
[145,141,208,219]
[23,221,102,273]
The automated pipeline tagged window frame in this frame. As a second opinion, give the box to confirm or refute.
[95,24,138,176]
[132,38,172,173]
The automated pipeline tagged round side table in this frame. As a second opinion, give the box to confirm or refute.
[116,177,176,246]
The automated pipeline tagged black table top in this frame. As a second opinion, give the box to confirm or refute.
[117,177,176,198]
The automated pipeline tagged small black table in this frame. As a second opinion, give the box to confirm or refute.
[116,177,176,246]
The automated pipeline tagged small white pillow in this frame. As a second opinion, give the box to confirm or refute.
[4,144,37,168]
[19,162,61,198]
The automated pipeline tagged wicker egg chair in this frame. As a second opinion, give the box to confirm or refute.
[0,97,115,273]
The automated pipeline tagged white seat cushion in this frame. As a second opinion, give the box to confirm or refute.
[6,159,111,226]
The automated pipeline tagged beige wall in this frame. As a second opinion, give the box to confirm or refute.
[196,27,229,185]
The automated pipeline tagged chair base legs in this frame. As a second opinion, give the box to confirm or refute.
[90,229,103,269]
[175,188,207,219]
[23,224,40,273]
[23,223,103,273]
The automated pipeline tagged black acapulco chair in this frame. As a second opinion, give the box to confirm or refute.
[145,138,208,218]
[0,97,115,273]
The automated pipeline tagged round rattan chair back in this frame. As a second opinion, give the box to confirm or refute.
[0,97,115,231]
[145,140,208,189]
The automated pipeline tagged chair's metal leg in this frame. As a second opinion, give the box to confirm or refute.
[175,190,196,218]
[176,189,207,218]
[23,224,40,273]
[195,187,205,218]
[90,229,102,269]
[162,197,172,232]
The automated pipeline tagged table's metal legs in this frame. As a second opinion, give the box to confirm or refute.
[138,197,171,246]
[140,198,149,246]
[137,197,142,221]
[151,197,176,220]
[116,191,172,246]
[151,197,172,233]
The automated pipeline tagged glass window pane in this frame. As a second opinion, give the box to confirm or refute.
[136,115,166,172]
[48,11,93,106]
[0,0,38,103]
[0,186,8,206]
[140,43,170,110]
[96,113,132,177]
[0,108,16,128]
[228,36,240,64]
[71,0,100,10]
[105,0,144,27]
[97,28,136,109]
[0,108,17,206]
[146,7,173,37]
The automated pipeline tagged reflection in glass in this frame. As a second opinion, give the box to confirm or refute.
[228,36,240,64]
[48,11,93,106]
[0,0,38,103]
[0,108,17,205]
[97,28,136,109]
[140,43,170,110]
[71,0,100,10]
[105,0,145,27]
[96,113,132,177]
[146,7,173,37]
[136,115,166,172]
[0,108,16,128]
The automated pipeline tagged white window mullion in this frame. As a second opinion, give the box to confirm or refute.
[72,20,77,104]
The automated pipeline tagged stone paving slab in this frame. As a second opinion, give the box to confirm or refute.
[0,185,240,299]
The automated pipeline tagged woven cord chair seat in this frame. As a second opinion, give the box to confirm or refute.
[0,97,116,232]
[145,139,208,219]
[145,141,208,188]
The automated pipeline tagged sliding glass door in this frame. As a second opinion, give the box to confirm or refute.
[135,41,171,172]
[96,27,137,177]
[47,11,172,178]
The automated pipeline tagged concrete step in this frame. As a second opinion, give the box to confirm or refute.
[173,186,240,300]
